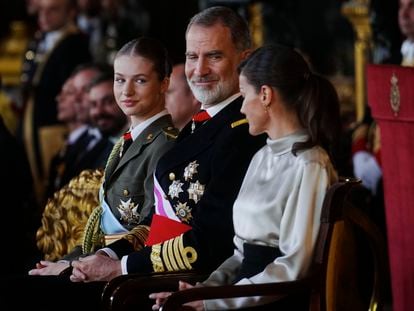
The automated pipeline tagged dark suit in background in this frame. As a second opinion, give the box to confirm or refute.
[20,24,91,204]
[45,129,114,200]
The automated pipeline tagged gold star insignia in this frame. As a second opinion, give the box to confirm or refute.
[175,202,193,223]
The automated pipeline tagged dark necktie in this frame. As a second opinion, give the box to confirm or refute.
[119,131,133,158]
[191,109,211,133]
[64,131,94,165]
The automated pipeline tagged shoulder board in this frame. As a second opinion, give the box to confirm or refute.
[163,126,179,139]
[231,118,248,128]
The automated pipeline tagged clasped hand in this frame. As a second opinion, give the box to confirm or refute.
[70,252,122,282]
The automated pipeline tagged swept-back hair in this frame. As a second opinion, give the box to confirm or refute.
[116,37,172,81]
[186,6,251,51]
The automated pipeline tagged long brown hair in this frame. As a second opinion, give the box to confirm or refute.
[239,44,341,157]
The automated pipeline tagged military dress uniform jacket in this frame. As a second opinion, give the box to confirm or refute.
[107,96,266,274]
[103,114,178,231]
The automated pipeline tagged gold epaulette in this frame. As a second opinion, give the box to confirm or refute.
[231,118,248,128]
[163,126,179,139]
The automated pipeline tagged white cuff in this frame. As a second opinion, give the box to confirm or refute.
[353,151,382,195]
[121,255,128,275]
[99,247,119,260]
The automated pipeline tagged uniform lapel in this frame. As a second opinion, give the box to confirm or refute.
[107,114,173,185]
[104,138,122,185]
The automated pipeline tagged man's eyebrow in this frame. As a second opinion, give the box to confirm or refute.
[205,50,223,56]
[185,50,223,57]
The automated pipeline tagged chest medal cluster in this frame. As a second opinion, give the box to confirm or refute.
[167,160,205,223]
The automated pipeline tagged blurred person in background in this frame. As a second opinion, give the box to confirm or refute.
[165,63,200,130]
[19,0,91,204]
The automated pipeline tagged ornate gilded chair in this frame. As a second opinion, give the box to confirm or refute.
[36,168,104,261]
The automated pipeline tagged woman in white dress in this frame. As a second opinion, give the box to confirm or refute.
[150,44,341,310]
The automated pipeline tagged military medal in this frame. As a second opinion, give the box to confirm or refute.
[118,198,140,225]
[184,161,199,181]
[187,180,205,203]
[168,180,184,199]
[191,110,211,133]
[175,202,193,223]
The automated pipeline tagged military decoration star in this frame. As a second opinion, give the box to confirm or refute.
[187,180,205,203]
[175,202,193,223]
[168,180,184,199]
[183,161,199,181]
[118,198,140,225]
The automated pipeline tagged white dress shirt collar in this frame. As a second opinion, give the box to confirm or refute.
[202,93,241,118]
[129,110,169,141]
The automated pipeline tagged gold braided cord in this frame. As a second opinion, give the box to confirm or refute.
[122,225,150,251]
[36,169,104,261]
[78,139,122,254]
[104,138,122,172]
[81,205,104,254]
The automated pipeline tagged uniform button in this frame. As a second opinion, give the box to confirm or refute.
[169,173,175,181]
[21,73,28,82]
[147,133,153,140]
[123,189,129,196]
[25,50,34,60]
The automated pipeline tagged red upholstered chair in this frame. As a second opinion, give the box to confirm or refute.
[158,178,390,311]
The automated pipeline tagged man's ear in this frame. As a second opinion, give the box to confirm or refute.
[160,77,170,94]
[240,49,252,61]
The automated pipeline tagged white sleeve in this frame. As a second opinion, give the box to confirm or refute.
[202,247,244,286]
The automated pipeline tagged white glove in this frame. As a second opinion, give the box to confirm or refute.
[353,151,382,195]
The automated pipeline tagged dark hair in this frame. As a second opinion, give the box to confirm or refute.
[87,69,114,91]
[186,6,251,51]
[239,44,341,156]
[115,37,172,81]
[70,62,112,79]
